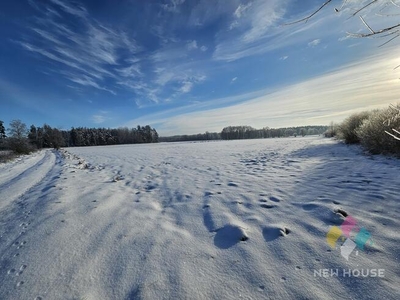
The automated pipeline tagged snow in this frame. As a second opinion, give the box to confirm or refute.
[0,136,399,299]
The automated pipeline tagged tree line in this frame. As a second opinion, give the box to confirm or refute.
[0,119,159,154]
[220,125,327,140]
[159,131,221,142]
[159,125,327,142]
[0,118,328,155]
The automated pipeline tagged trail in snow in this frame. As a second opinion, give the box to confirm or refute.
[0,150,56,212]
[0,137,399,300]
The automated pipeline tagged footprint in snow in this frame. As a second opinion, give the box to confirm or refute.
[334,208,348,218]
[262,226,290,242]
[302,203,319,211]
[214,224,248,249]
[269,196,280,203]
[227,182,239,187]
[7,268,15,275]
[260,204,275,209]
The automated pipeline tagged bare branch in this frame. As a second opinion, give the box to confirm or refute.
[360,15,375,34]
[284,0,332,25]
[375,12,400,16]
[385,130,400,140]
[351,0,378,17]
[373,30,400,38]
[378,34,400,47]
[391,0,400,8]
[347,22,400,37]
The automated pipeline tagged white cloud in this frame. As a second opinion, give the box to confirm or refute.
[231,77,238,83]
[179,81,194,93]
[68,74,116,95]
[213,0,287,61]
[213,0,393,62]
[234,3,252,18]
[280,56,288,60]
[92,114,106,124]
[162,0,186,13]
[117,64,142,78]
[178,74,206,94]
[186,0,239,27]
[50,0,87,18]
[229,20,239,30]
[186,40,198,50]
[200,45,208,52]
[241,0,285,43]
[126,49,400,135]
[308,39,321,47]
[18,1,140,95]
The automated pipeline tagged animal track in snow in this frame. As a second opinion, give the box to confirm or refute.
[269,196,280,203]
[334,208,348,218]
[214,224,248,249]
[263,226,290,242]
[7,268,15,275]
[302,203,319,211]
[260,204,276,209]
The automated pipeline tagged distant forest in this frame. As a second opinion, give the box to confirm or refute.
[0,120,158,154]
[0,119,328,155]
[159,125,328,142]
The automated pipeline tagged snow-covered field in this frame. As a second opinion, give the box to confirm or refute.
[0,136,399,300]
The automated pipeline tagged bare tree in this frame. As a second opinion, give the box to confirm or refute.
[8,120,28,140]
[288,1,400,141]
[8,119,32,154]
[286,1,400,53]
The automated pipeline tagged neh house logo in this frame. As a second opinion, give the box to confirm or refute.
[326,213,373,260]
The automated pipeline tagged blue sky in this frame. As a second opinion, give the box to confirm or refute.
[1,0,399,135]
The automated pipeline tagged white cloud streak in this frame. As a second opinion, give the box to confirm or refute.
[127,49,400,135]
[308,39,321,47]
[18,0,139,96]
[186,40,198,51]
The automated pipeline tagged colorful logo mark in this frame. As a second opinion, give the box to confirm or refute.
[326,214,373,260]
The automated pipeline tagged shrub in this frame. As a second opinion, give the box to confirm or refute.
[338,111,371,144]
[356,105,400,156]
[0,150,17,163]
[7,138,34,154]
[324,122,339,138]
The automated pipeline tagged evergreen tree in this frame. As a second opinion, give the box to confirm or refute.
[0,120,6,140]
[28,125,37,147]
